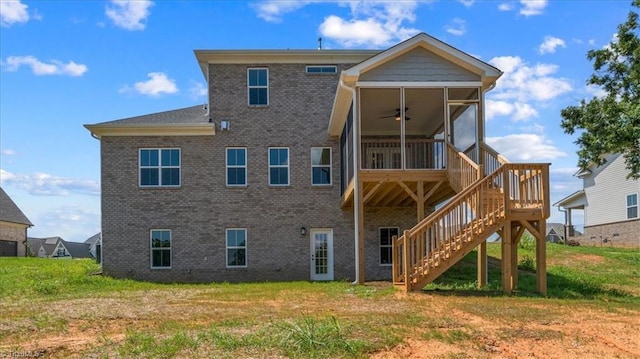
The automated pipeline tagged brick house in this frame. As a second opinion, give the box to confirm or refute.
[85,33,551,293]
[0,187,33,257]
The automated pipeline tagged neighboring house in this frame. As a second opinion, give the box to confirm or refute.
[27,236,92,259]
[84,33,550,293]
[85,232,102,263]
[545,222,582,244]
[27,237,61,257]
[0,187,33,256]
[555,153,640,247]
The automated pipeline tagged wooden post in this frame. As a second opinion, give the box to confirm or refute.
[357,178,365,285]
[477,240,487,288]
[417,181,424,263]
[536,220,547,295]
[511,225,519,290]
[403,230,411,292]
[501,221,513,294]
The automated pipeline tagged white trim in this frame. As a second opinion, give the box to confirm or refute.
[226,147,247,187]
[150,229,172,269]
[379,227,399,266]
[311,147,332,186]
[225,228,247,268]
[85,124,215,138]
[247,68,269,106]
[626,193,638,219]
[268,147,290,186]
[139,148,181,188]
[356,81,483,88]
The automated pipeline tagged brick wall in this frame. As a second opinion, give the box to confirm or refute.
[0,222,27,256]
[101,62,419,282]
[576,219,640,248]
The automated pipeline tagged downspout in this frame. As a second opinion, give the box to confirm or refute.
[339,79,360,285]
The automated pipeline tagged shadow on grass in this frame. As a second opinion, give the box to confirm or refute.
[421,250,637,301]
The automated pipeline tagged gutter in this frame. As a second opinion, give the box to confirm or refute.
[339,79,360,286]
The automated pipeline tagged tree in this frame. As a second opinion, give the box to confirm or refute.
[560,0,640,179]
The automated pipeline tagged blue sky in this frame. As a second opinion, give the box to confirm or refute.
[0,0,633,241]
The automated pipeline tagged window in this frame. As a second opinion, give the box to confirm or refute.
[306,65,337,74]
[380,227,399,266]
[150,229,171,268]
[247,68,268,106]
[269,147,289,186]
[226,229,247,267]
[311,147,331,185]
[139,148,180,187]
[627,193,638,219]
[226,148,247,186]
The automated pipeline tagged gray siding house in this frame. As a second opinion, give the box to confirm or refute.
[85,33,551,293]
[555,153,640,247]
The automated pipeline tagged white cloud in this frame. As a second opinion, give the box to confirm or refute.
[445,18,466,36]
[0,169,100,196]
[486,134,566,161]
[458,0,474,7]
[252,1,423,48]
[120,72,178,96]
[539,36,566,54]
[1,149,16,156]
[33,207,100,242]
[489,55,572,102]
[485,100,539,121]
[105,0,153,30]
[519,0,547,16]
[0,0,30,27]
[498,3,513,11]
[252,0,310,23]
[1,55,88,76]
[188,81,207,99]
[585,84,607,99]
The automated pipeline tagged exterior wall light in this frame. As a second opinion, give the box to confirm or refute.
[300,227,307,236]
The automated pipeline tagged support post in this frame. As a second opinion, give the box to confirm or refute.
[403,230,411,292]
[501,221,514,294]
[357,178,365,285]
[477,240,487,288]
[511,224,519,290]
[536,220,547,295]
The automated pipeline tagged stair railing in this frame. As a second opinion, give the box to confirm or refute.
[446,142,481,193]
[393,162,550,291]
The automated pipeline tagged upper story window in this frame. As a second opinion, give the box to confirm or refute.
[247,68,268,106]
[311,147,331,185]
[627,193,638,219]
[139,149,180,187]
[226,148,247,186]
[150,229,171,269]
[269,147,289,186]
[306,66,337,74]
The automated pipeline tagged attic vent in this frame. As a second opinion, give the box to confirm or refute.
[306,65,337,74]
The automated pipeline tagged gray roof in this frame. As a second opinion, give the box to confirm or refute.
[61,239,92,259]
[0,187,33,226]
[88,105,208,127]
[546,223,565,237]
[27,236,61,256]
[84,232,101,245]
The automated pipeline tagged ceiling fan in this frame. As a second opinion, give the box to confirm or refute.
[379,107,410,121]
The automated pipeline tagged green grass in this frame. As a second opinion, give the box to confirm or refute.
[0,245,638,358]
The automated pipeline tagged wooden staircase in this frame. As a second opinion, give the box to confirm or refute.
[392,146,549,292]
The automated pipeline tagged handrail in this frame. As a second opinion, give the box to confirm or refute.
[393,162,550,289]
[480,142,508,176]
[446,142,481,193]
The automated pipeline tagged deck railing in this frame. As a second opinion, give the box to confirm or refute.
[361,139,445,170]
[480,142,509,176]
[446,142,481,193]
[392,162,549,291]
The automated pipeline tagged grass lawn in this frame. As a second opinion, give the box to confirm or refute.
[0,243,638,358]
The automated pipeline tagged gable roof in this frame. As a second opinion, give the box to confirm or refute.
[28,236,62,256]
[84,105,215,138]
[328,32,503,136]
[84,232,101,246]
[61,239,92,259]
[554,190,586,209]
[0,187,33,226]
[546,223,565,237]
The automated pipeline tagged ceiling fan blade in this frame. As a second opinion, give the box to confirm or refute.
[379,115,396,119]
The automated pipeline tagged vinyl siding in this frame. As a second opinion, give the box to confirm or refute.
[584,154,640,226]
[359,47,480,82]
